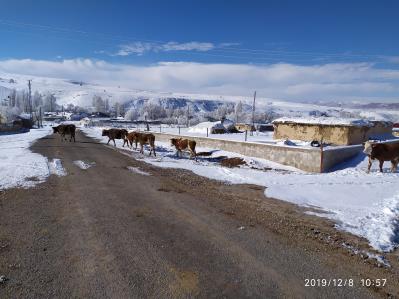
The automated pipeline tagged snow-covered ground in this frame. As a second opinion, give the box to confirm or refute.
[0,126,53,190]
[48,158,67,176]
[158,125,277,144]
[127,166,151,176]
[73,160,95,170]
[82,126,399,252]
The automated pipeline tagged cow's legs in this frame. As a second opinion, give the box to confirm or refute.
[113,139,116,147]
[379,160,384,173]
[192,150,197,161]
[367,157,372,173]
[107,138,111,145]
[391,160,398,173]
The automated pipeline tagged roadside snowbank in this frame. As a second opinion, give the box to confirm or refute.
[0,126,52,190]
[82,126,399,252]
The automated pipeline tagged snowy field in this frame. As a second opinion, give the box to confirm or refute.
[111,124,313,147]
[0,126,53,190]
[156,125,276,144]
[82,126,399,252]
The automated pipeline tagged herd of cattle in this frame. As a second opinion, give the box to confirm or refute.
[52,125,198,160]
[52,124,399,173]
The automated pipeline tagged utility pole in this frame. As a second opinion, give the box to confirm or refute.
[251,91,256,136]
[186,104,190,127]
[28,80,32,121]
[39,106,42,127]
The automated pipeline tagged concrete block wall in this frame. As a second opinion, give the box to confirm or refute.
[151,132,364,173]
[322,145,364,172]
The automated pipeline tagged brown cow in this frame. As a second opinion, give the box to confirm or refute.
[125,131,139,149]
[102,128,128,146]
[171,138,197,160]
[53,124,76,142]
[133,132,156,156]
[363,141,399,173]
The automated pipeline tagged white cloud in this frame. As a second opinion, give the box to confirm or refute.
[162,41,214,52]
[113,41,216,56]
[1,58,399,102]
[115,42,154,56]
[385,56,399,64]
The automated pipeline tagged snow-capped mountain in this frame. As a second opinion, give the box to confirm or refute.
[0,71,398,122]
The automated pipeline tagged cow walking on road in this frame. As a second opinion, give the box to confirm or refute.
[53,124,76,142]
[363,141,399,173]
[171,138,197,161]
[138,133,156,156]
[125,131,138,149]
[102,129,128,147]
[124,131,156,156]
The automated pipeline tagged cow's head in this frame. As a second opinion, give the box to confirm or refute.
[52,126,59,133]
[363,141,375,155]
[171,138,181,146]
[102,129,108,136]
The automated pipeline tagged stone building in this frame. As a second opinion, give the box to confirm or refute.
[272,117,393,145]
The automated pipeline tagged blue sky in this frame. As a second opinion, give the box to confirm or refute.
[1,0,398,65]
[0,0,399,102]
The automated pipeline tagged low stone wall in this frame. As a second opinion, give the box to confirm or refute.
[151,132,363,172]
[322,145,364,172]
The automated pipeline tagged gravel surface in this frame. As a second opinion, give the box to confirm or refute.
[0,130,397,298]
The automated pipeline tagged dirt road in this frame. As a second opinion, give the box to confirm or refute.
[0,131,397,298]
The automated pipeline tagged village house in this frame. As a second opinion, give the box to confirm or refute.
[234,123,256,132]
[272,117,394,145]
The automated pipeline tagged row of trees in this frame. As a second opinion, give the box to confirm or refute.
[1,89,60,123]
[122,99,280,126]
[5,89,59,113]
[1,89,282,125]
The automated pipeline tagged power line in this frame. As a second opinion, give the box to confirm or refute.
[0,18,389,62]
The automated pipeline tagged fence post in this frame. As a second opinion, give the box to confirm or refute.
[178,126,180,135]
[207,127,209,137]
[160,125,161,133]
[245,130,248,141]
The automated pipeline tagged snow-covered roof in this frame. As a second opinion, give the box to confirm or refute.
[19,113,32,120]
[188,121,221,134]
[272,117,374,127]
